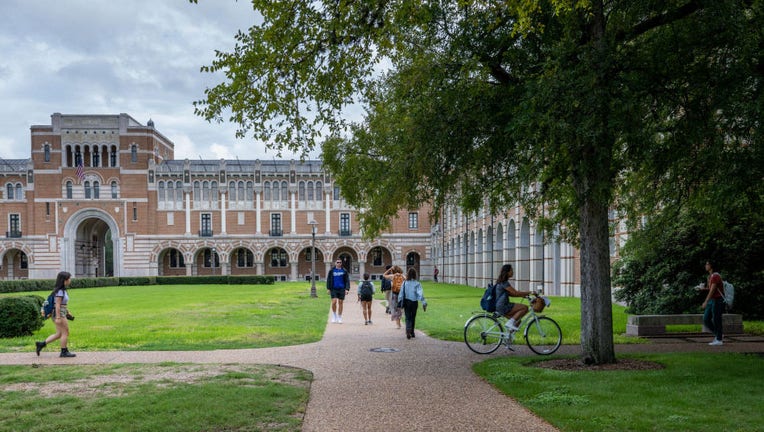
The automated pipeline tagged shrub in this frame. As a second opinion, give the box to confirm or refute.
[0,296,44,338]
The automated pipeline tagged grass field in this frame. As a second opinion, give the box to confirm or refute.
[2,281,762,431]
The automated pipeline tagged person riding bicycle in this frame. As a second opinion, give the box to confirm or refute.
[494,264,534,331]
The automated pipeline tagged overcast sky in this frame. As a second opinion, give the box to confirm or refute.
[0,0,325,162]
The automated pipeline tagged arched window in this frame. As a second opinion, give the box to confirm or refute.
[93,181,100,199]
[271,181,279,202]
[202,181,210,202]
[110,146,117,167]
[44,144,50,162]
[158,181,166,202]
[281,181,288,201]
[111,181,118,198]
[66,181,73,199]
[131,144,138,163]
[229,181,236,201]
[307,181,314,201]
[315,182,322,201]
[238,181,244,202]
[269,248,288,267]
[246,181,253,202]
[175,181,183,204]
[6,183,13,200]
[298,181,306,201]
[84,181,91,199]
[15,184,22,200]
[193,181,201,201]
[92,147,100,167]
[211,181,218,204]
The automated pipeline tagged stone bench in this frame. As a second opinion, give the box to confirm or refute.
[626,314,744,336]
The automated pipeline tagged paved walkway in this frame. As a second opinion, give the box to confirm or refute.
[2,300,763,431]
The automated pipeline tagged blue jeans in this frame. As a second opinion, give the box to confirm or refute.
[703,298,724,340]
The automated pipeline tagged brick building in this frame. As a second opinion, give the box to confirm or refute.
[0,113,433,282]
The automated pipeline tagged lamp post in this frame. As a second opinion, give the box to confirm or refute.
[308,220,318,298]
[211,247,217,276]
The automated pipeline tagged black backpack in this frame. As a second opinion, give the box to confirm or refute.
[359,281,374,297]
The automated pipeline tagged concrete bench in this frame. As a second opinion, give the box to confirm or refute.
[626,314,743,336]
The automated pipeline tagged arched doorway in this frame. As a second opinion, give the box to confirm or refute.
[63,209,119,278]
[405,251,420,278]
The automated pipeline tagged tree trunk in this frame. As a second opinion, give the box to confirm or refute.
[578,194,616,364]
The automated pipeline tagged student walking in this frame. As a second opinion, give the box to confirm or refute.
[383,265,405,329]
[700,260,725,346]
[398,268,427,339]
[357,273,375,325]
[327,259,350,323]
[35,271,76,358]
[380,265,392,314]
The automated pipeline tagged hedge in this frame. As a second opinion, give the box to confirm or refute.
[0,275,275,294]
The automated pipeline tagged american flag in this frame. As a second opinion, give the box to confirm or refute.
[75,160,85,182]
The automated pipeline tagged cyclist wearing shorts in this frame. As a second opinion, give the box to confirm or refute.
[494,264,534,331]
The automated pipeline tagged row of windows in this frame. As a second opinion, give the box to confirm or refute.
[5,183,23,200]
[169,246,390,269]
[157,180,328,204]
[64,181,119,199]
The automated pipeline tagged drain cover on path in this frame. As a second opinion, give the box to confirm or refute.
[370,347,400,353]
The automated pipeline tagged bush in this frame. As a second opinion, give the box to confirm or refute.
[0,297,44,338]
[614,208,764,319]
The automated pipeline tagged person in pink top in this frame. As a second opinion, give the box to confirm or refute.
[700,260,725,346]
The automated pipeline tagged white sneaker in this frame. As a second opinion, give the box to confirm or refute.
[337,316,343,324]
[331,313,337,323]
[709,339,723,346]
[507,319,519,332]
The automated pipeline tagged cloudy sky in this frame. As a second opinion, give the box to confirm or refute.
[0,0,326,162]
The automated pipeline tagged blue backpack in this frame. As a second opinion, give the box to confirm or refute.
[480,284,498,312]
[40,293,56,320]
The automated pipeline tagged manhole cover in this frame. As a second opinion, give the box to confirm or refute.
[370,347,400,353]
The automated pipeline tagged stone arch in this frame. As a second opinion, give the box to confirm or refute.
[62,208,121,277]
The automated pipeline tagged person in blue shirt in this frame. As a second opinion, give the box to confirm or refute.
[326,259,350,323]
[397,267,427,339]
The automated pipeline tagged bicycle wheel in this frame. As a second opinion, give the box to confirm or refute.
[464,315,504,354]
[524,316,562,355]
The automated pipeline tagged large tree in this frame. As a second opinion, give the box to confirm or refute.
[192,0,762,364]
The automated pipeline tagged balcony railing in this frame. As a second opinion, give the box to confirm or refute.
[269,229,283,237]
[199,229,213,237]
[338,229,352,237]
[6,230,22,238]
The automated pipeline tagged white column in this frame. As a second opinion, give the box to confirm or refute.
[185,192,191,235]
[324,191,331,234]
[220,191,227,235]
[255,191,262,234]
[290,191,297,234]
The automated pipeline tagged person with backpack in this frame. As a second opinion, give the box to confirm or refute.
[357,273,375,325]
[494,264,535,331]
[326,259,350,323]
[397,267,427,339]
[35,271,76,358]
[383,265,405,329]
[380,265,393,314]
[700,260,725,346]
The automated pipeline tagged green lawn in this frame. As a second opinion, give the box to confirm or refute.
[0,283,330,352]
[474,353,764,432]
[2,282,763,432]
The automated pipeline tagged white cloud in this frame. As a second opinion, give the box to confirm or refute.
[0,0,323,162]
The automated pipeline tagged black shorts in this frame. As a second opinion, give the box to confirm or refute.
[359,293,373,302]
[330,289,347,300]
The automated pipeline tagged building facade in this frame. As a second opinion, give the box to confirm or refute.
[2,112,626,295]
[0,113,433,282]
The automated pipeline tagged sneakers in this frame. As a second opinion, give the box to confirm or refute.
[709,339,724,346]
[330,313,337,323]
[35,341,46,356]
[364,320,373,325]
[507,318,520,332]
[337,315,342,324]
